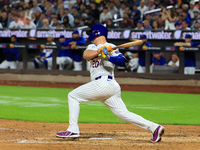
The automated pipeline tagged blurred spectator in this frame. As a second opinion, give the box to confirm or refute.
[192,20,200,30]
[85,16,95,28]
[57,35,73,70]
[137,34,153,73]
[49,16,58,29]
[138,0,147,20]
[189,1,196,19]
[62,15,71,28]
[79,3,86,15]
[24,16,36,28]
[191,8,200,28]
[145,0,155,12]
[0,35,19,69]
[108,1,118,19]
[175,13,184,29]
[124,6,131,17]
[125,52,139,72]
[174,34,200,74]
[31,0,42,14]
[41,18,50,29]
[182,10,191,26]
[181,20,191,30]
[35,12,45,28]
[1,12,8,28]
[152,52,167,66]
[154,0,161,9]
[72,5,81,20]
[162,8,177,30]
[145,13,153,26]
[56,21,63,29]
[0,0,5,8]
[135,20,144,29]
[114,0,121,10]
[143,19,152,29]
[33,34,56,70]
[19,10,27,25]
[162,0,171,7]
[152,20,161,30]
[119,3,127,18]
[62,8,74,27]
[51,1,59,15]
[168,53,179,67]
[25,6,33,19]
[7,12,14,27]
[106,18,115,28]
[99,7,112,24]
[119,12,134,28]
[9,14,24,29]
[59,30,86,71]
[130,2,141,27]
[57,8,65,21]
[90,2,100,23]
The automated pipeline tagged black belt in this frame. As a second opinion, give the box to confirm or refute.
[95,76,113,80]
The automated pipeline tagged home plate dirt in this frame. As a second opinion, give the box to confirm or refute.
[0,80,200,149]
[0,119,200,150]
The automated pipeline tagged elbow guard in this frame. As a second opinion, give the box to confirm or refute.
[108,54,127,66]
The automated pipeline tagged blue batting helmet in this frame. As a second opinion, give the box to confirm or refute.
[86,24,108,41]
[140,34,147,39]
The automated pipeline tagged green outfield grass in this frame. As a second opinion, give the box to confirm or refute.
[0,85,199,125]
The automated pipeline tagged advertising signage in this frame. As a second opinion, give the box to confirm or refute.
[0,29,199,40]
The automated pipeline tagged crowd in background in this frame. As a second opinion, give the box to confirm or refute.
[0,0,199,30]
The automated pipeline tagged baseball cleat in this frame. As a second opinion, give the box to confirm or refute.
[56,131,80,138]
[150,125,165,143]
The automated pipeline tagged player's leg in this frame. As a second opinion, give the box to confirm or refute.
[0,60,9,69]
[63,57,73,70]
[56,76,116,138]
[33,58,42,69]
[45,58,52,70]
[9,61,18,69]
[137,65,145,73]
[73,61,82,71]
[103,82,164,142]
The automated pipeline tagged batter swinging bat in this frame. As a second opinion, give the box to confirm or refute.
[112,40,143,50]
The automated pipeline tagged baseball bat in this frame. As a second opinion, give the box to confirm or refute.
[112,40,143,50]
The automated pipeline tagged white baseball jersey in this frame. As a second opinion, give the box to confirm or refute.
[66,42,160,135]
[86,42,120,81]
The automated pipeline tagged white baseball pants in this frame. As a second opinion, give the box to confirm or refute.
[0,60,18,69]
[67,76,159,134]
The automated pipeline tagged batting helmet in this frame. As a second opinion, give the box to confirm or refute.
[86,24,108,41]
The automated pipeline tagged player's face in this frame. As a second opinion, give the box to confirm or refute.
[59,38,65,43]
[72,33,79,40]
[172,54,178,62]
[11,36,16,42]
[185,38,191,43]
[47,37,54,42]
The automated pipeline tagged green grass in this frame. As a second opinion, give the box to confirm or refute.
[0,85,200,125]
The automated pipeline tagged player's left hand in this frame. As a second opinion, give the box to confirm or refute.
[102,47,110,60]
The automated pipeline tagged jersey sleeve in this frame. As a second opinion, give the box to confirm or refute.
[85,44,97,51]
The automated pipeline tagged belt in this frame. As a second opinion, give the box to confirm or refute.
[95,75,113,80]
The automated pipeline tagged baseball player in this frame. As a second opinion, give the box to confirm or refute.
[137,34,154,73]
[56,24,164,142]
[33,34,56,70]
[174,34,200,74]
[0,35,20,69]
[152,52,167,66]
[57,35,73,70]
[59,30,86,71]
